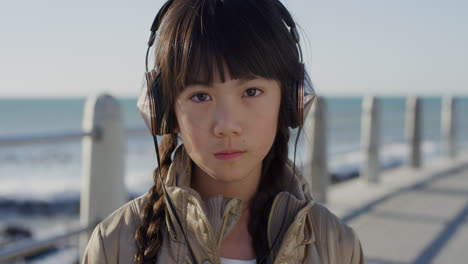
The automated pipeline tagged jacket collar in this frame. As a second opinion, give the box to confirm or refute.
[163,144,316,261]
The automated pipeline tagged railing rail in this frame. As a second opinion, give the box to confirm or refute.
[0,130,97,147]
[0,127,147,148]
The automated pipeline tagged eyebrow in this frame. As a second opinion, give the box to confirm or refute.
[187,73,259,87]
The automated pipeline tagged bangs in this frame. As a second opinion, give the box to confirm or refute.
[156,0,300,91]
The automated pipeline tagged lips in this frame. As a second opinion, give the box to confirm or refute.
[215,149,245,155]
[214,150,246,161]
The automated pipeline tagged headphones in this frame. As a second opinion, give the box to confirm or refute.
[136,1,316,263]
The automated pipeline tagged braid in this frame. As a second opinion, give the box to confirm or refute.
[248,107,290,260]
[135,134,178,263]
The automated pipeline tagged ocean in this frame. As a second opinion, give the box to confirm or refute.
[0,96,467,261]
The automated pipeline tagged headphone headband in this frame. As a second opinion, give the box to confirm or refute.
[274,0,300,43]
[148,0,174,47]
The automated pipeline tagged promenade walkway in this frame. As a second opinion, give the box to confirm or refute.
[327,150,468,264]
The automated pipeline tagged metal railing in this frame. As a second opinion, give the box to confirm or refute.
[0,127,96,263]
[0,130,97,147]
[0,128,149,263]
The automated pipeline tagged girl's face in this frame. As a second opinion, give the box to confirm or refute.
[174,68,281,183]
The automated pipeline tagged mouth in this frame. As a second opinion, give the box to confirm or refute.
[214,150,246,161]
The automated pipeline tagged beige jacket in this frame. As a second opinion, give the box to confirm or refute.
[83,146,364,263]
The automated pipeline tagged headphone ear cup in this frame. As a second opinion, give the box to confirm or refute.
[286,78,300,129]
[137,71,176,136]
[287,64,316,129]
[137,71,157,135]
[301,68,316,126]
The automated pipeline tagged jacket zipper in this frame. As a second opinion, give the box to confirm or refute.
[217,212,230,248]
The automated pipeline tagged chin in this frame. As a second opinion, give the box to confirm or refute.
[191,153,263,184]
[206,168,248,182]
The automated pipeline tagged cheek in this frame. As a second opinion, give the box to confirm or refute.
[176,103,206,132]
[250,97,281,155]
[175,108,208,155]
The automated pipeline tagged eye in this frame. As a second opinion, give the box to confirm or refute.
[190,92,212,103]
[243,88,263,97]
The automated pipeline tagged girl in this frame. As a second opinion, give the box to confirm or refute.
[83,0,363,263]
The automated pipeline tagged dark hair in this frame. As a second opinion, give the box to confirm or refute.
[135,0,302,262]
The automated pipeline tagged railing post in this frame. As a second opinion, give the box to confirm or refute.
[79,94,126,260]
[360,95,381,183]
[304,96,328,204]
[441,96,457,159]
[406,96,422,168]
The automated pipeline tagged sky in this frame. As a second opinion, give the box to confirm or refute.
[0,0,466,98]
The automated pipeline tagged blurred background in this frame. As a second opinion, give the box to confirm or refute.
[0,0,467,263]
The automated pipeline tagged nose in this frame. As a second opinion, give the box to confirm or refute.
[213,101,243,137]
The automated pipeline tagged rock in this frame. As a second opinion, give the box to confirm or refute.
[0,225,32,246]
